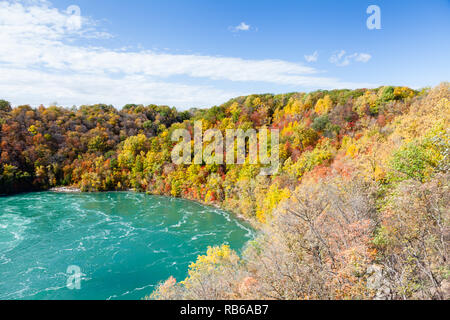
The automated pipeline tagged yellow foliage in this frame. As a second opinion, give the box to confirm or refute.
[160,131,169,139]
[118,134,149,168]
[281,121,319,151]
[354,91,377,117]
[391,95,450,142]
[347,144,359,158]
[181,245,239,288]
[28,125,38,136]
[394,87,415,99]
[314,95,333,115]
[373,165,386,182]
[256,183,291,223]
[286,138,334,179]
[284,98,305,116]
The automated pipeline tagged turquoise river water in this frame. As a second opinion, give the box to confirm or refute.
[0,192,253,300]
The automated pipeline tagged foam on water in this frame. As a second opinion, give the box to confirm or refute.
[0,192,253,300]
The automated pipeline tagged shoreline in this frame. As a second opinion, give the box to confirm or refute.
[49,186,82,193]
[146,191,259,229]
[46,186,259,229]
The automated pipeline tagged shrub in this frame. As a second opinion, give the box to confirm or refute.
[314,95,333,115]
[390,134,445,182]
[0,99,11,112]
[312,115,330,132]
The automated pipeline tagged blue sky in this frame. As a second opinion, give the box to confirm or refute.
[0,0,449,109]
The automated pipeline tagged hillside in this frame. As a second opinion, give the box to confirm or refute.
[1,83,449,300]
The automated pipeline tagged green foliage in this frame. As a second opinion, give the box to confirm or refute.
[311,115,340,138]
[312,115,329,132]
[88,136,108,152]
[379,86,395,103]
[390,138,440,182]
[0,99,12,112]
[390,142,430,182]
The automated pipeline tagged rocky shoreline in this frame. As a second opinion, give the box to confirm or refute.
[49,186,81,193]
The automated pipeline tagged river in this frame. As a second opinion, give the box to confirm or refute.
[0,192,253,300]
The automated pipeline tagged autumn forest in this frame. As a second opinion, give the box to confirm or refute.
[0,83,449,300]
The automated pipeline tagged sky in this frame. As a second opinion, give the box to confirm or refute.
[0,0,449,110]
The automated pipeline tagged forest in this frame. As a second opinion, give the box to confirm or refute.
[1,83,449,300]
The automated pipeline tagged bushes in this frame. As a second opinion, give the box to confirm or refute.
[149,245,243,300]
[314,95,333,115]
[0,100,11,112]
[379,86,395,103]
[0,164,34,194]
[151,176,378,300]
[390,127,449,183]
[147,84,449,300]
[312,115,329,132]
[88,135,108,152]
[390,140,437,182]
[375,173,449,299]
[255,182,290,223]
[311,115,340,137]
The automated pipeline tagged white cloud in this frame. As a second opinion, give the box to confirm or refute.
[0,1,374,109]
[329,50,372,67]
[230,22,251,32]
[330,50,347,65]
[304,51,319,63]
[0,66,236,108]
[354,53,372,63]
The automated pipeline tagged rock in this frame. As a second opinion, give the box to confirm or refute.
[366,264,392,300]
[441,279,450,300]
[50,187,81,193]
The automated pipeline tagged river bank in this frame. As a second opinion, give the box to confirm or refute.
[49,186,82,193]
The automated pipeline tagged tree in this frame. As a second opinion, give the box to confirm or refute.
[374,173,449,299]
[0,100,11,112]
[314,95,333,115]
